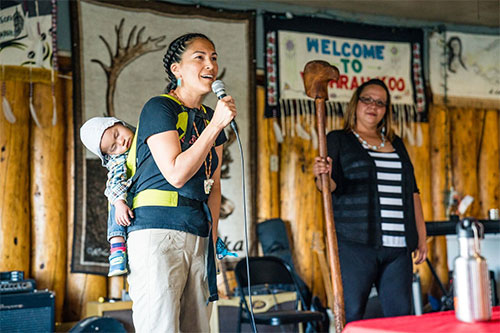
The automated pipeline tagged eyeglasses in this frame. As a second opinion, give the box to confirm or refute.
[359,96,387,108]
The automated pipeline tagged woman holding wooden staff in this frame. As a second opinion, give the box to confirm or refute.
[313,78,427,322]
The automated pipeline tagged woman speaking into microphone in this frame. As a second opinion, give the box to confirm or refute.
[126,33,236,332]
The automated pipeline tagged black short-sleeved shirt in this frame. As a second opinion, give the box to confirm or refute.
[127,96,227,237]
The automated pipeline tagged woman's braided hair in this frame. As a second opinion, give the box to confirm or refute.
[163,33,215,91]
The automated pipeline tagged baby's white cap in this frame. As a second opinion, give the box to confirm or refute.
[80,117,125,166]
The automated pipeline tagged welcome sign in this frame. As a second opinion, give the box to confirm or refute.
[278,30,414,104]
[264,14,427,120]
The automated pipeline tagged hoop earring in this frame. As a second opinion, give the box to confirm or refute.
[177,77,182,87]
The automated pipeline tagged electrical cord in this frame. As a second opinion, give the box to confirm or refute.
[231,123,257,333]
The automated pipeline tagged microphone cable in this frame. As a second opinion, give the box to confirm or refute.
[212,80,257,332]
[231,124,257,333]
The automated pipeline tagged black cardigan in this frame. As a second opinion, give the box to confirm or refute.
[327,130,419,252]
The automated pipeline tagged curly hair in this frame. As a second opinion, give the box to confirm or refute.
[342,78,394,141]
[163,33,215,92]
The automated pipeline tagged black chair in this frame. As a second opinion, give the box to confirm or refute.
[257,219,312,307]
[69,316,126,333]
[234,256,324,332]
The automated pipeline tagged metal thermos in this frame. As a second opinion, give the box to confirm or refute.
[453,218,492,322]
[412,273,423,315]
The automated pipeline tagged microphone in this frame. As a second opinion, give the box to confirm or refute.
[211,80,237,132]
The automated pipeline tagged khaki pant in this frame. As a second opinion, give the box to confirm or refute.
[127,229,212,333]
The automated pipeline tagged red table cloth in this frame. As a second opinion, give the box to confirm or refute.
[343,306,500,333]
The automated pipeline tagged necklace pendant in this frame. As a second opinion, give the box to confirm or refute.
[204,178,214,194]
[354,130,386,151]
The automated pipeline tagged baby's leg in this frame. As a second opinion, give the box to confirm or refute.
[110,236,126,244]
[107,205,128,276]
[107,205,127,243]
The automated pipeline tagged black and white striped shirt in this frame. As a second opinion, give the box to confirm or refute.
[367,149,406,247]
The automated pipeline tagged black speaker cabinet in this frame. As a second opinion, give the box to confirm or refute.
[0,290,55,332]
[210,292,300,333]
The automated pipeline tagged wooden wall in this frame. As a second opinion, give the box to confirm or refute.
[0,76,498,323]
[1,76,72,322]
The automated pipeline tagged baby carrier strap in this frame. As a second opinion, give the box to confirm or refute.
[126,94,209,209]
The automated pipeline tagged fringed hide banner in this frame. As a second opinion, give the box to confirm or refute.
[277,99,348,148]
[1,1,58,127]
[0,1,54,69]
[276,99,424,148]
[264,14,428,145]
[0,65,54,84]
[71,0,255,274]
[429,31,500,110]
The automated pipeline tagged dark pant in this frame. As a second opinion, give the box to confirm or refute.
[338,240,413,323]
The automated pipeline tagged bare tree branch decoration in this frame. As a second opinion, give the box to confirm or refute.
[91,18,166,117]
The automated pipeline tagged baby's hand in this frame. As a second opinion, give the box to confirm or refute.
[114,199,134,226]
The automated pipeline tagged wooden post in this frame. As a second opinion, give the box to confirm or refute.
[30,81,67,322]
[404,122,434,295]
[0,80,31,274]
[279,112,325,299]
[478,110,500,217]
[256,86,280,221]
[279,122,299,250]
[312,231,335,311]
[429,105,451,291]
[303,60,344,331]
[61,75,107,321]
[450,107,481,217]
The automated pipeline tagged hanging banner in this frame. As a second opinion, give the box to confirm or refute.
[265,14,427,121]
[279,30,414,104]
[0,1,55,69]
[429,31,500,109]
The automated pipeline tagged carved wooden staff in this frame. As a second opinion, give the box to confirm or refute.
[303,60,345,331]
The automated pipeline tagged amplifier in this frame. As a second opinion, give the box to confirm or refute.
[0,279,36,294]
[210,292,298,333]
[0,271,24,281]
[0,290,55,332]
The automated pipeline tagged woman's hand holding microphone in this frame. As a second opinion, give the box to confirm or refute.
[211,95,236,130]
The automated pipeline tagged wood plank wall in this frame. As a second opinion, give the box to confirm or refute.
[0,78,498,323]
[0,74,108,322]
[1,81,30,277]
